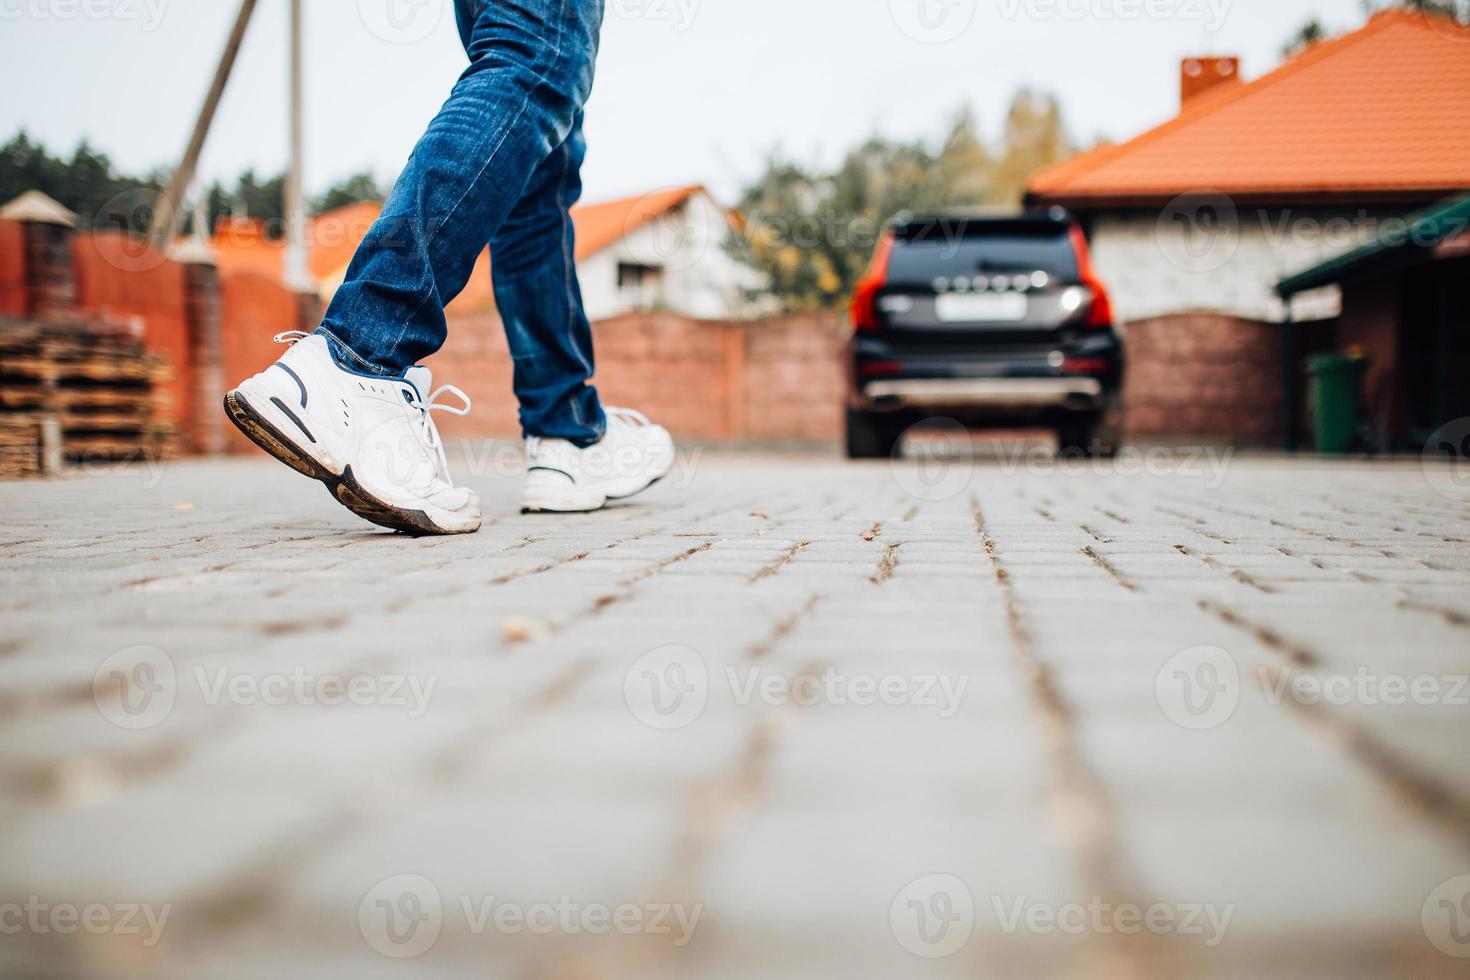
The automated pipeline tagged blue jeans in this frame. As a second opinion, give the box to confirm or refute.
[318,0,606,446]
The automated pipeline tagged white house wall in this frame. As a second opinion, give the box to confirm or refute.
[1083,205,1413,325]
[577,193,765,322]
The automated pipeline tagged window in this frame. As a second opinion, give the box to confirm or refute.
[617,262,665,310]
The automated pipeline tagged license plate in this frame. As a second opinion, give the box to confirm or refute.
[935,293,1028,323]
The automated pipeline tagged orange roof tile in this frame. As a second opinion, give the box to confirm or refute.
[569,185,706,260]
[208,186,713,294]
[1029,10,1470,205]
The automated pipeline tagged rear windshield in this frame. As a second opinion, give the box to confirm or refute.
[888,231,1079,285]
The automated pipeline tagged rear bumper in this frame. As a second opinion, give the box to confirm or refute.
[848,328,1123,419]
[861,377,1103,409]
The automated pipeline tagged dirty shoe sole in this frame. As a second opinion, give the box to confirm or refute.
[224,390,473,536]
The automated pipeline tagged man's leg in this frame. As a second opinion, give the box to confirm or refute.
[223,0,606,534]
[318,0,605,376]
[490,113,606,447]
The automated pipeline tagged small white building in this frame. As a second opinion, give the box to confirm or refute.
[570,185,764,322]
[313,185,763,322]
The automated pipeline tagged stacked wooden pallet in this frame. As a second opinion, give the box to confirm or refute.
[0,317,175,478]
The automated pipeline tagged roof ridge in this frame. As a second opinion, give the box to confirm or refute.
[1028,10,1430,194]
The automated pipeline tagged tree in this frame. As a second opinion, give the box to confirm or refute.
[314,171,386,214]
[728,90,1076,312]
[1282,17,1327,57]
[989,89,1073,207]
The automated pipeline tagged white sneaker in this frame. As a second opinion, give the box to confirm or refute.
[520,407,675,513]
[224,331,481,535]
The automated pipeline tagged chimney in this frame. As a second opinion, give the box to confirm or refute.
[1180,57,1242,110]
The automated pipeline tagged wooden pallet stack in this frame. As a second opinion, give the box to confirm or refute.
[0,317,176,478]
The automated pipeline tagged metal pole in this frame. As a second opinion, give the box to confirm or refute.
[283,0,312,293]
[147,0,260,250]
[1281,301,1299,453]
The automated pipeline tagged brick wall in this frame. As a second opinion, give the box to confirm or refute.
[0,220,24,316]
[73,232,192,432]
[218,271,306,454]
[430,310,847,444]
[1122,312,1284,446]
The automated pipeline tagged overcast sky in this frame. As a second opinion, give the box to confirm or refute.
[1,0,1369,206]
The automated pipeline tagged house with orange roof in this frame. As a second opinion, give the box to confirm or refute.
[211,185,761,324]
[1026,9,1470,448]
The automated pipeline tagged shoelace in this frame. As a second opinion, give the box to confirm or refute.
[525,406,649,459]
[606,406,651,428]
[405,384,472,484]
[273,330,311,345]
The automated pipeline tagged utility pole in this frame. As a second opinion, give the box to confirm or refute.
[146,0,260,250]
[282,0,312,293]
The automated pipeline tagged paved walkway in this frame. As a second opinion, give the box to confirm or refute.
[2,449,1469,979]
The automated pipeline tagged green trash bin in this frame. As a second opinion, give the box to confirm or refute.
[1305,353,1367,455]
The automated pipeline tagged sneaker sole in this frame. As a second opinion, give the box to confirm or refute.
[224,391,475,537]
[520,475,665,514]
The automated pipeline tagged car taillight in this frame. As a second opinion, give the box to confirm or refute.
[1068,225,1114,329]
[849,232,895,332]
[1062,356,1109,375]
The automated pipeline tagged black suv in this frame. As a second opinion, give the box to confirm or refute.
[845,207,1123,458]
